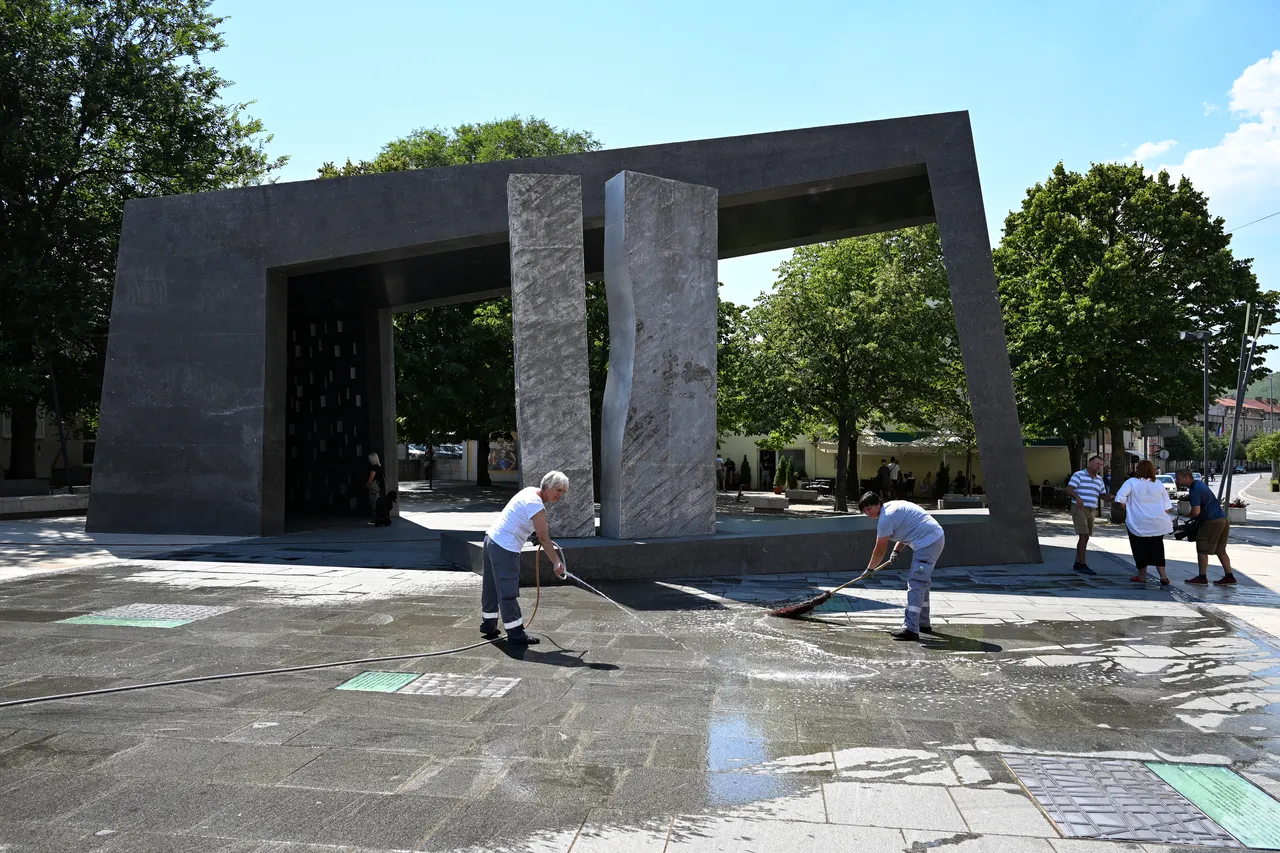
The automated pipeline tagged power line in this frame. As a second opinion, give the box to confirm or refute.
[1225,209,1280,234]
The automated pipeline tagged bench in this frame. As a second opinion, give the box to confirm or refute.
[746,494,789,513]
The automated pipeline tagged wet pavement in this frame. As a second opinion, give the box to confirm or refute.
[0,491,1279,851]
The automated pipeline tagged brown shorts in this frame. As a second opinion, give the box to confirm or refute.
[1196,517,1230,555]
[1072,505,1096,536]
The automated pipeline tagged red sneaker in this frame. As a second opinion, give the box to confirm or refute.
[1213,575,1238,586]
[1185,576,1209,585]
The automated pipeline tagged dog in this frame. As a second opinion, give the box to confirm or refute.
[374,490,398,527]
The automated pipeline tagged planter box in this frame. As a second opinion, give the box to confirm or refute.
[747,494,789,514]
[1227,507,1247,524]
[784,489,819,503]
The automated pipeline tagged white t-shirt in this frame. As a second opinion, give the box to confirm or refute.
[889,462,900,481]
[487,487,546,552]
[1114,478,1173,537]
[876,501,944,550]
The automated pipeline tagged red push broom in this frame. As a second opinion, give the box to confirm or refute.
[768,556,896,618]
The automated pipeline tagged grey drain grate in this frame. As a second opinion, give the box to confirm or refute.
[1003,754,1239,846]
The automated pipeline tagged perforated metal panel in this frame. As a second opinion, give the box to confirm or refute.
[396,673,520,698]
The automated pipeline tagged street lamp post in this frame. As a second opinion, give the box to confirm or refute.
[1181,330,1212,482]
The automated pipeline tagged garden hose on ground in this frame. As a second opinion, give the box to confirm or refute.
[0,542,566,710]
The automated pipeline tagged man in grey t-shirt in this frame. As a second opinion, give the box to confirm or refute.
[858,491,945,641]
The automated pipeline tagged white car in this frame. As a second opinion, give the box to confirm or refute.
[1156,474,1177,497]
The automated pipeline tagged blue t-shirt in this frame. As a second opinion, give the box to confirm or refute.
[1187,480,1224,521]
[876,501,945,550]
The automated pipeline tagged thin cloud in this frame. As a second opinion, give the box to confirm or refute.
[1131,139,1177,161]
[1203,102,1220,115]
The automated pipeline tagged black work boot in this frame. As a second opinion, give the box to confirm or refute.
[479,619,500,640]
[891,629,920,641]
[505,627,540,646]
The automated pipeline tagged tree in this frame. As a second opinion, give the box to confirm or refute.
[746,227,951,511]
[1162,428,1199,465]
[0,0,284,478]
[994,162,1278,498]
[1246,430,1280,466]
[321,118,601,486]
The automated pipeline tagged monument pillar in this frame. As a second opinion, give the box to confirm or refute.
[599,171,718,539]
[507,174,597,537]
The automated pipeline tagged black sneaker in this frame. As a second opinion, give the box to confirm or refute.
[891,629,920,641]
[1185,575,1209,585]
[505,628,540,646]
[1073,563,1097,575]
[919,624,934,634]
[479,619,500,639]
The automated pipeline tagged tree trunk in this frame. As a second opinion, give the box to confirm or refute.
[1108,420,1127,523]
[834,416,851,513]
[7,400,38,480]
[1066,435,1083,476]
[475,434,492,487]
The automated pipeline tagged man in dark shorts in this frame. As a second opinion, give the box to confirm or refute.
[1176,469,1235,585]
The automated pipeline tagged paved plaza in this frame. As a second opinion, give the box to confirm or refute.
[1,483,1279,852]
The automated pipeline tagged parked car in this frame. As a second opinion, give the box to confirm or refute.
[1233,465,1246,474]
[1156,473,1177,497]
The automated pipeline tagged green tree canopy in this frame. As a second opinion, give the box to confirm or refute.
[994,161,1278,490]
[319,117,601,485]
[1,0,283,478]
[746,226,952,511]
[1246,430,1280,465]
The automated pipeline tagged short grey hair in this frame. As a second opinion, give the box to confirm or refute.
[367,452,380,466]
[540,470,569,491]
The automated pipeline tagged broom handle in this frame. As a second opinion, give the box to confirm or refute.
[828,557,895,595]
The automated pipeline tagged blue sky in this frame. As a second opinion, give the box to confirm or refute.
[211,0,1280,370]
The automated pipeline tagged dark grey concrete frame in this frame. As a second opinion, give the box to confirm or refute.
[88,110,1040,566]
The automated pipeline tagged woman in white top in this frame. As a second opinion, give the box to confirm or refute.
[1113,460,1175,585]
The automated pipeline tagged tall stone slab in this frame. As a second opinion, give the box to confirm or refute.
[507,174,596,537]
[600,171,718,539]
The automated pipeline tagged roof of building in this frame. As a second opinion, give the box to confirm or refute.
[1215,397,1280,414]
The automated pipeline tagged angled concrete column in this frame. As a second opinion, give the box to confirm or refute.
[507,174,596,537]
[600,171,718,539]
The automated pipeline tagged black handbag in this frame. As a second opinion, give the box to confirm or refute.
[1175,516,1202,542]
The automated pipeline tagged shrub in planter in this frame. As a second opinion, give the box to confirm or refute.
[773,458,790,493]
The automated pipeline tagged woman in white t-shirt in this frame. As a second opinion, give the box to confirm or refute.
[480,470,568,645]
[1113,460,1174,585]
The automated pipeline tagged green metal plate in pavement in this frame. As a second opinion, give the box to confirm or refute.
[335,671,420,693]
[59,615,193,628]
[1146,762,1280,850]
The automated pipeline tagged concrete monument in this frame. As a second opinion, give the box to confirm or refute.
[507,174,596,537]
[600,172,718,539]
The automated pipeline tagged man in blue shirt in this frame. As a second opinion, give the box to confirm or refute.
[858,491,945,641]
[1176,469,1235,585]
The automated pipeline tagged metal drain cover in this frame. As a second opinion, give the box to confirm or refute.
[1002,754,1239,846]
[59,603,235,628]
[396,673,520,698]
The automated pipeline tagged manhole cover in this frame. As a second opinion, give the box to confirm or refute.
[1148,762,1280,850]
[1003,754,1238,846]
[336,671,420,693]
[59,603,235,628]
[396,673,520,698]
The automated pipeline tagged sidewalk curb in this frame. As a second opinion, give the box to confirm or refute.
[1241,474,1279,506]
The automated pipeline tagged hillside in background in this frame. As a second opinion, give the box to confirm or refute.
[1248,371,1276,400]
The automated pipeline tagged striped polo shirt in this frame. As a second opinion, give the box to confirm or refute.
[1068,469,1104,509]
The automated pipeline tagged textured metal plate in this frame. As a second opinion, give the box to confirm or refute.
[396,673,520,698]
[336,671,420,693]
[1147,762,1280,850]
[59,616,193,628]
[93,603,236,621]
[1003,754,1238,846]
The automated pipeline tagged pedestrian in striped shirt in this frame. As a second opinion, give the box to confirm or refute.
[1066,456,1113,575]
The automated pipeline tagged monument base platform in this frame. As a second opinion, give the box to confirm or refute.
[440,510,1040,585]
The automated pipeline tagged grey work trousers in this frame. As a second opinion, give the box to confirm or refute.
[480,536,524,630]
[903,535,945,633]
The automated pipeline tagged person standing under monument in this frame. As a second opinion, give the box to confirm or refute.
[877,459,891,499]
[715,455,725,491]
[1067,455,1111,575]
[858,491,945,641]
[480,471,569,645]
[364,452,385,527]
[888,456,901,498]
